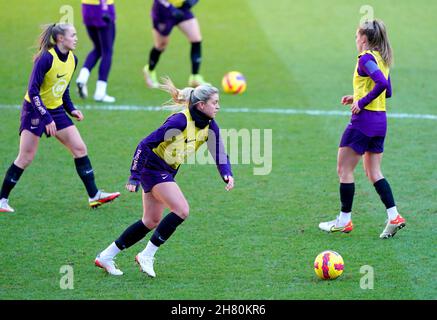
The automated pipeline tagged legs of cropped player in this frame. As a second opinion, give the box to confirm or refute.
[143,30,168,88]
[94,22,116,103]
[178,18,209,87]
[77,24,116,102]
[363,152,406,238]
[76,26,101,99]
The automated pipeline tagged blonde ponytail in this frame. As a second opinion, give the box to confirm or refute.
[359,19,393,67]
[159,76,219,110]
[33,23,73,62]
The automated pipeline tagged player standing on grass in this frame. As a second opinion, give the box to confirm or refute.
[318,19,406,239]
[95,77,234,276]
[76,0,116,103]
[0,23,120,213]
[143,0,210,88]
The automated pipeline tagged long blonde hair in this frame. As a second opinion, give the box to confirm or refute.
[359,19,393,67]
[159,77,219,110]
[33,23,72,62]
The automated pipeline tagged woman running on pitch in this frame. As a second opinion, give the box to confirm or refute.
[95,77,234,276]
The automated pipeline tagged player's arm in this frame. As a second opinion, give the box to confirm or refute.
[27,52,54,125]
[386,75,392,98]
[63,55,82,120]
[63,86,83,120]
[357,54,390,110]
[127,113,187,192]
[207,120,234,191]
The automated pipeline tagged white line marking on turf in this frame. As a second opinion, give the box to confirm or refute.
[1,104,436,120]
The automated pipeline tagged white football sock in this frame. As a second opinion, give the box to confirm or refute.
[94,80,107,100]
[141,241,159,258]
[387,206,399,221]
[100,242,121,259]
[338,211,351,226]
[76,68,90,84]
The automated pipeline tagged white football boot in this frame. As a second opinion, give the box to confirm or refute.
[319,216,354,233]
[94,80,116,103]
[380,215,406,239]
[95,255,123,276]
[135,253,156,278]
[0,198,14,213]
[89,190,120,208]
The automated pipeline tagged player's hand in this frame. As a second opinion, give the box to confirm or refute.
[102,12,112,24]
[71,110,84,121]
[341,95,354,105]
[350,101,361,114]
[223,175,234,191]
[126,179,140,192]
[45,121,57,137]
[170,6,184,20]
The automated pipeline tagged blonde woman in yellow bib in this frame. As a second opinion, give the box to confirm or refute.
[0,24,120,213]
[319,19,406,239]
[95,78,234,277]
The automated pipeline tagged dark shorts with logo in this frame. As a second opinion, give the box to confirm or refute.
[339,127,385,155]
[140,167,177,193]
[20,101,74,137]
[151,1,194,36]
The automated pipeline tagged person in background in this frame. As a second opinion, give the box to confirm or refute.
[143,0,210,88]
[76,0,116,103]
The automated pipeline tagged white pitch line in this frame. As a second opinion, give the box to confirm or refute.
[1,104,436,120]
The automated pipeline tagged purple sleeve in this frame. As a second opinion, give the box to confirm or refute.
[386,75,392,98]
[208,120,233,180]
[62,55,78,115]
[62,86,76,115]
[28,52,53,124]
[357,54,390,109]
[129,113,187,181]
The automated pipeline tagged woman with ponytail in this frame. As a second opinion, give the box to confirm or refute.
[319,19,406,239]
[0,23,120,213]
[95,77,234,277]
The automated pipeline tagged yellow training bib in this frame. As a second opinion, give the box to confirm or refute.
[353,50,390,111]
[153,109,210,169]
[25,48,75,109]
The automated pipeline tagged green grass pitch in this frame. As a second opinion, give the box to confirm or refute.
[0,0,436,300]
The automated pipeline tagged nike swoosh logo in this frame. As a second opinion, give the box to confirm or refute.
[161,174,168,179]
[30,126,38,129]
[57,73,67,78]
[330,226,345,232]
[11,179,18,183]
